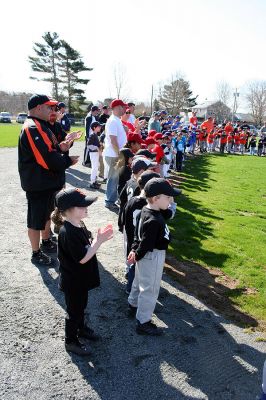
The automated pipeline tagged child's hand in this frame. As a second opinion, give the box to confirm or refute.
[97,224,113,243]
[127,251,136,264]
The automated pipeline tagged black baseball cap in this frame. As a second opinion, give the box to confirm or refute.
[28,94,58,110]
[138,171,160,189]
[57,102,66,109]
[91,105,100,112]
[132,157,157,174]
[119,148,134,159]
[144,178,182,197]
[90,121,103,129]
[56,188,97,211]
[135,149,156,159]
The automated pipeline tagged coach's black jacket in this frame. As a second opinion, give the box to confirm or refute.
[18,117,72,192]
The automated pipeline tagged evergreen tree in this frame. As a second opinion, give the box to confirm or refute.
[28,32,61,99]
[153,98,160,111]
[159,77,197,114]
[58,40,92,112]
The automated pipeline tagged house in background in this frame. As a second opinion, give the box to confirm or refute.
[191,100,231,123]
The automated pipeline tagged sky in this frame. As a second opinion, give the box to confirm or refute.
[1,0,266,111]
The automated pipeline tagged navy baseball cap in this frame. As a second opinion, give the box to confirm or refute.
[57,102,66,109]
[56,188,97,211]
[132,157,157,174]
[144,178,182,197]
[28,94,58,110]
[138,171,160,189]
[90,121,103,129]
[135,149,156,159]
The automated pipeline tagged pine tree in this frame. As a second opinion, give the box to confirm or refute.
[159,77,197,114]
[58,40,92,113]
[28,32,61,98]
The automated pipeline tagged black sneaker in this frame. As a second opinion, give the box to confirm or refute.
[90,182,101,189]
[127,303,137,318]
[78,326,101,341]
[40,239,57,253]
[136,320,164,336]
[65,340,91,356]
[31,250,54,267]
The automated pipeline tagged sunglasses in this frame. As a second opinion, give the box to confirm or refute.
[126,112,130,114]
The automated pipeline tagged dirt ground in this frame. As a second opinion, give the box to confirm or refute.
[0,143,265,400]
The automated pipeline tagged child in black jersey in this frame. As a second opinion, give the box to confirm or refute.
[127,178,180,336]
[54,188,113,356]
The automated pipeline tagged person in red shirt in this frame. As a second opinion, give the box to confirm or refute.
[198,130,205,153]
[224,122,233,136]
[189,112,198,129]
[200,116,214,134]
[121,109,135,132]
[151,133,166,176]
[207,130,215,152]
[239,131,247,154]
[220,131,227,153]
[227,133,234,153]
[234,132,240,152]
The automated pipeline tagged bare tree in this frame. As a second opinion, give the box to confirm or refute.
[246,80,266,125]
[113,63,127,99]
[216,80,232,106]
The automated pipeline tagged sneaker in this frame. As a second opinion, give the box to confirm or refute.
[127,303,137,318]
[105,203,119,211]
[31,250,54,266]
[101,178,107,184]
[90,182,101,189]
[40,238,57,253]
[78,326,101,341]
[136,320,164,336]
[65,340,91,356]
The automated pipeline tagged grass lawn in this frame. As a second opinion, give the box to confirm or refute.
[169,153,266,323]
[0,122,85,147]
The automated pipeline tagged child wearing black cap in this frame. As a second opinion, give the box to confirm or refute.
[53,188,113,356]
[88,121,102,189]
[127,178,181,336]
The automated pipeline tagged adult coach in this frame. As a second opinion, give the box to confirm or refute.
[103,99,127,210]
[18,94,79,266]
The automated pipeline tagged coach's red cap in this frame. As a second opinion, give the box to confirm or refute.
[110,99,128,108]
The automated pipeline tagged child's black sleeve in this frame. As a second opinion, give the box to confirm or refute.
[134,220,159,261]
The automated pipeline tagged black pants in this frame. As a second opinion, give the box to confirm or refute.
[176,151,183,171]
[64,287,88,343]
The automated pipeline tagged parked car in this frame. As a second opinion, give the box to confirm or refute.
[16,113,27,123]
[0,112,12,123]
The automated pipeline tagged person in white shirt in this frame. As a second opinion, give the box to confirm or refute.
[104,99,128,209]
[127,102,136,125]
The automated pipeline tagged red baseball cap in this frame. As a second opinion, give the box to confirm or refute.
[148,129,157,137]
[154,133,163,140]
[145,137,156,145]
[110,99,128,108]
[127,132,144,144]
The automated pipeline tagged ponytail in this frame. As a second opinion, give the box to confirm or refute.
[51,207,64,228]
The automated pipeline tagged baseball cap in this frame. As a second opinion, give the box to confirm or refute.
[102,105,108,110]
[110,99,128,108]
[90,121,103,129]
[132,157,157,174]
[119,148,134,159]
[138,171,160,189]
[127,132,144,144]
[57,102,66,109]
[28,94,58,110]
[91,105,100,112]
[127,102,135,107]
[154,133,163,140]
[144,178,182,197]
[148,129,157,137]
[145,137,156,145]
[136,149,156,159]
[55,188,97,211]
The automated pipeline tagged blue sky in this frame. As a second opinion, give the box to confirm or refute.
[1,0,265,110]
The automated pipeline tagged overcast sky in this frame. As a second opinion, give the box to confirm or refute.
[1,0,265,110]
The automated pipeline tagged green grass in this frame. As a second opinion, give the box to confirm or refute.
[169,153,266,322]
[0,122,85,147]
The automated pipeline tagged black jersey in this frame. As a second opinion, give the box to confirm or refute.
[132,206,171,261]
[58,221,100,291]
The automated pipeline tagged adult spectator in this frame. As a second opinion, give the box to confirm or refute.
[98,105,110,125]
[57,102,71,134]
[127,102,136,124]
[224,121,234,136]
[189,111,198,129]
[83,105,100,166]
[121,109,135,132]
[148,112,162,132]
[104,99,128,209]
[18,94,79,266]
[200,116,214,134]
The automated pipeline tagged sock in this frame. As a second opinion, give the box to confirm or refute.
[42,239,50,244]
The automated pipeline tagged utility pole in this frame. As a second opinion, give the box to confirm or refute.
[232,88,239,122]
[150,85,154,115]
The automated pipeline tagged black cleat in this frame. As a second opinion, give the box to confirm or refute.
[40,238,57,253]
[136,320,164,336]
[127,303,137,318]
[78,326,100,341]
[65,340,91,356]
[31,250,55,267]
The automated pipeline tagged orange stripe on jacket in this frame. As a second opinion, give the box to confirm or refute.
[34,119,53,152]
[24,126,49,170]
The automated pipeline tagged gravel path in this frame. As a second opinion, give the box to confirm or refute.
[0,142,265,400]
